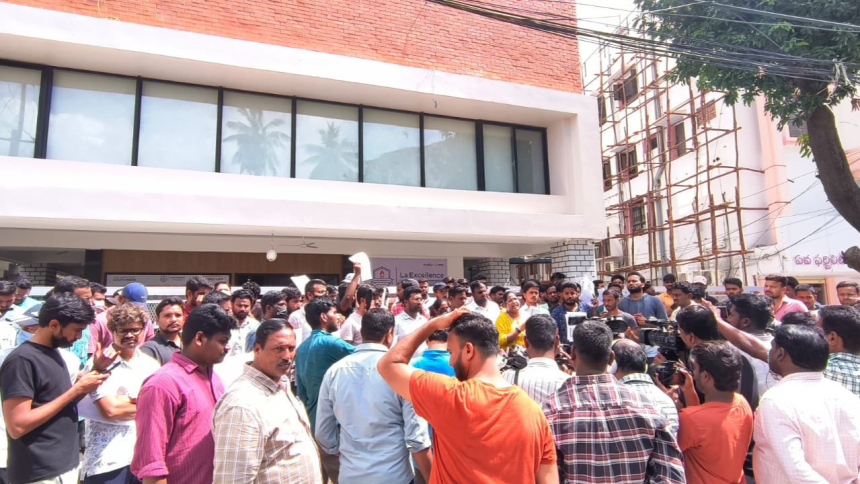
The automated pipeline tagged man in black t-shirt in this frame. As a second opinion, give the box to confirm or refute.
[0,293,115,484]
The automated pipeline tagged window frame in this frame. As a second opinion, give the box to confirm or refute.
[631,199,647,232]
[0,58,550,195]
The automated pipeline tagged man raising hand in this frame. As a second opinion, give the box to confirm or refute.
[378,308,558,484]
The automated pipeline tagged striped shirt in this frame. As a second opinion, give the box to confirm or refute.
[542,373,685,484]
[502,357,570,404]
[132,353,224,484]
[619,373,679,438]
[213,364,322,484]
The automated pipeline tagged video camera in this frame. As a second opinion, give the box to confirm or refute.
[564,312,588,343]
[502,345,528,372]
[638,318,685,362]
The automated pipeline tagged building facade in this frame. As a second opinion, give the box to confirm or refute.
[0,0,601,286]
[582,14,860,303]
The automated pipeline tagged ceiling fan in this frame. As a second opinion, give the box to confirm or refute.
[277,237,319,249]
[265,235,318,262]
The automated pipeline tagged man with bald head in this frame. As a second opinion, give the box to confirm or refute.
[612,339,679,437]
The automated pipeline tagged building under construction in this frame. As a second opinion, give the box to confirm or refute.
[582,27,780,287]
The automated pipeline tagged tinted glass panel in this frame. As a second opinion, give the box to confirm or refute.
[295,101,358,182]
[220,91,291,177]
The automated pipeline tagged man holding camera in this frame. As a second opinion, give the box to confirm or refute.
[612,339,679,438]
[502,314,570,404]
[543,322,685,484]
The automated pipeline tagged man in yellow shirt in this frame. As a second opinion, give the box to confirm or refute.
[659,274,676,316]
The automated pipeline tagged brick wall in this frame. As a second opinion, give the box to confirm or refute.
[14,263,58,286]
[3,0,581,92]
[471,257,511,286]
[551,240,596,281]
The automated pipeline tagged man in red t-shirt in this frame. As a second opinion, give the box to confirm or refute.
[676,341,753,484]
[378,309,557,484]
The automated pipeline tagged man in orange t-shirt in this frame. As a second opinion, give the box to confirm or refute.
[378,309,558,484]
[677,341,753,484]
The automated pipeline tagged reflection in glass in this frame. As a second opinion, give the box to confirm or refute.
[137,82,217,172]
[47,71,136,165]
[296,101,358,182]
[483,125,515,193]
[0,66,40,158]
[424,116,477,191]
[221,92,291,177]
[363,109,420,187]
[516,129,547,194]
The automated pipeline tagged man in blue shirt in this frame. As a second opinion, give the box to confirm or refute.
[295,297,354,483]
[412,330,455,377]
[316,308,432,484]
[618,272,669,360]
[551,282,591,345]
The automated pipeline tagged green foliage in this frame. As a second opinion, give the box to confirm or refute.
[634,0,860,136]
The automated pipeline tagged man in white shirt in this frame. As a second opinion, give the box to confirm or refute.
[466,281,501,323]
[502,314,569,403]
[394,286,428,357]
[288,279,328,347]
[228,289,259,356]
[520,280,549,318]
[668,281,696,321]
[341,284,374,346]
[726,294,779,396]
[754,324,860,484]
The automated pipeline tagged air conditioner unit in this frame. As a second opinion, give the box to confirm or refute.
[604,262,619,273]
[678,272,690,282]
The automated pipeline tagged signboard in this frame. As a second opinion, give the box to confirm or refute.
[370,258,447,286]
[105,274,230,287]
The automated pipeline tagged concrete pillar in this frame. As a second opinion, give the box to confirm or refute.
[471,258,511,286]
[550,240,596,282]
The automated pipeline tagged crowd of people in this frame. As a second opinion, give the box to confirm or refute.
[0,267,857,484]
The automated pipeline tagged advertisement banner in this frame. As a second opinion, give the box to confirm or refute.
[370,258,447,286]
[105,274,230,287]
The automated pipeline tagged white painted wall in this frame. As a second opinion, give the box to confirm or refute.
[0,3,605,258]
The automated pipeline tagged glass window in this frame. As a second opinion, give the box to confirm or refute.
[0,66,40,158]
[424,116,477,191]
[220,91,291,177]
[483,125,515,193]
[137,82,217,172]
[515,129,546,194]
[295,101,358,182]
[363,109,420,187]
[47,71,136,165]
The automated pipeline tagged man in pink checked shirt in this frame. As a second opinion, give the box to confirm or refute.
[132,304,236,484]
[763,274,808,322]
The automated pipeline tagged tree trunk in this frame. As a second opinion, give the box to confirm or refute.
[806,105,860,233]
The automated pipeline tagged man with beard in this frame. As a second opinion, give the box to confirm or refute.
[0,293,115,484]
[184,276,213,320]
[228,289,259,356]
[763,274,807,322]
[317,309,431,483]
[213,320,322,483]
[378,309,558,484]
[836,281,859,307]
[551,282,589,345]
[295,298,355,483]
[618,272,668,360]
[395,286,429,357]
[141,297,185,366]
[466,281,501,323]
[133,304,237,484]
